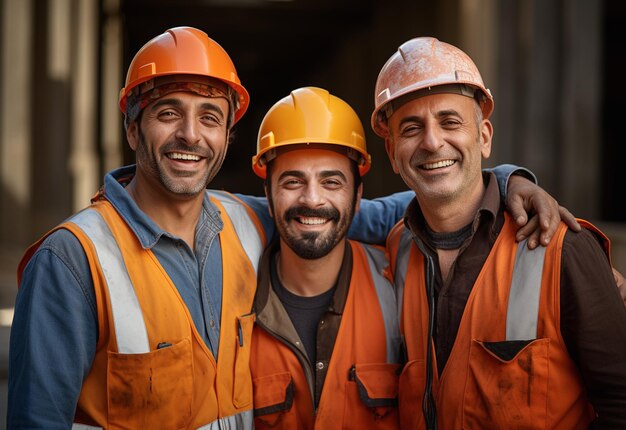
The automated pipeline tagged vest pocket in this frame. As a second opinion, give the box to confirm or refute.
[345,363,400,428]
[398,359,426,429]
[463,338,549,429]
[252,372,295,428]
[232,313,256,408]
[107,337,193,429]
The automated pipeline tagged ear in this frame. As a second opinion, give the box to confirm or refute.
[354,182,364,214]
[126,121,139,152]
[264,183,274,219]
[385,137,400,174]
[479,119,493,159]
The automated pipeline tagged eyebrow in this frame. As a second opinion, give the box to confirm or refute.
[150,98,225,119]
[278,169,348,182]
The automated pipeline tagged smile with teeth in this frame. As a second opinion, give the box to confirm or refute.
[421,159,455,170]
[167,152,201,161]
[296,217,328,225]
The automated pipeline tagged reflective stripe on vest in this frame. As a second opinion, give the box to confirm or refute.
[73,409,253,430]
[394,233,547,342]
[197,409,254,429]
[206,190,263,274]
[70,209,150,354]
[393,228,414,320]
[506,239,547,340]
[360,243,402,364]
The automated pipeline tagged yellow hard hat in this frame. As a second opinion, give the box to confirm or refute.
[371,37,494,137]
[253,87,371,179]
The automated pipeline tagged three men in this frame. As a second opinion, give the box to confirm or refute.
[8,26,589,429]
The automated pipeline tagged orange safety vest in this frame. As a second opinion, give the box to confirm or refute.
[18,190,265,430]
[387,214,609,430]
[250,241,402,430]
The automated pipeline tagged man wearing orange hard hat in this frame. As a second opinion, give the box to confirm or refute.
[9,26,265,429]
[376,37,626,429]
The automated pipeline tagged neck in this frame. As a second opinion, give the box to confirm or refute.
[276,240,346,297]
[126,174,204,249]
[418,179,485,233]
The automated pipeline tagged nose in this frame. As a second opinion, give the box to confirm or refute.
[175,116,201,145]
[420,123,444,152]
[298,183,324,207]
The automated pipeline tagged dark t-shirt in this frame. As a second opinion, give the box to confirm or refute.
[269,251,336,365]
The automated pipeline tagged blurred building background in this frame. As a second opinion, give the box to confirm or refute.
[0,0,624,424]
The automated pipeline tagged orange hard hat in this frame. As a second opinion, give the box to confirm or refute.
[371,37,494,137]
[119,26,249,124]
[252,87,371,179]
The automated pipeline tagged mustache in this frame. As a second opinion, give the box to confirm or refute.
[160,140,212,158]
[284,206,340,222]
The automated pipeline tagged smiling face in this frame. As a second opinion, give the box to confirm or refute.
[127,91,230,197]
[386,93,493,207]
[266,148,361,260]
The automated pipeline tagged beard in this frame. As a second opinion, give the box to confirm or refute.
[274,198,356,260]
[136,129,225,196]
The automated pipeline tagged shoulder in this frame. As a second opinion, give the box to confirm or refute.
[20,227,97,315]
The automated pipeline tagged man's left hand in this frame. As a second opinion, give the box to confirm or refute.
[506,175,581,249]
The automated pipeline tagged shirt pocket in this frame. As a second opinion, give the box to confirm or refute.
[345,362,401,428]
[252,371,296,429]
[463,338,550,429]
[233,312,256,408]
[107,337,193,430]
[398,359,426,430]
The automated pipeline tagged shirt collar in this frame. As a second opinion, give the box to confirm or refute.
[404,171,501,248]
[101,165,222,249]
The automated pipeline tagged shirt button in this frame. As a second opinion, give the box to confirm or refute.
[316,361,325,370]
[320,320,325,325]
[295,341,301,346]
[209,320,215,327]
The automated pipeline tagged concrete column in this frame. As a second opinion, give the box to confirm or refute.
[101,0,123,174]
[0,0,33,246]
[69,0,99,211]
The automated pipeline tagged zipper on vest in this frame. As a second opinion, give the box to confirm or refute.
[412,237,438,430]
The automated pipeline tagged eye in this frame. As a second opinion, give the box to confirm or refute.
[441,118,462,129]
[322,178,343,189]
[201,113,223,127]
[157,110,179,121]
[280,178,304,189]
[399,123,421,137]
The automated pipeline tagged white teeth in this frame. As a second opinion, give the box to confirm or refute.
[422,159,455,170]
[298,217,327,225]
[168,153,200,161]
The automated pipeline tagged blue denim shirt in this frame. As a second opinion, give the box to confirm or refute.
[7,164,526,428]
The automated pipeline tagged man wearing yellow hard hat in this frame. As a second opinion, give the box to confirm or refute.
[249,87,401,429]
